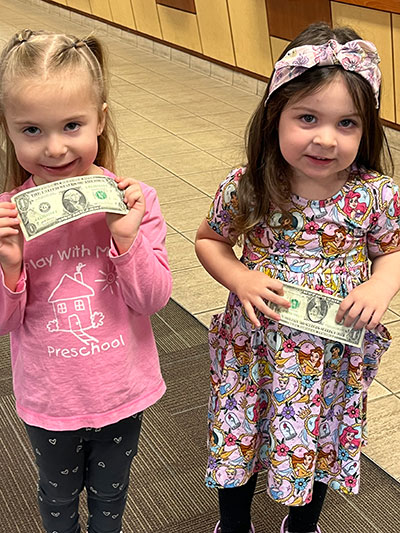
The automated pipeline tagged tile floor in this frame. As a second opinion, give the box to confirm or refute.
[2,0,400,483]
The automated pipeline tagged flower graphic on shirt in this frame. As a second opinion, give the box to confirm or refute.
[95,264,120,295]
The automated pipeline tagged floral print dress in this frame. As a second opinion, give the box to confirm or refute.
[206,167,400,505]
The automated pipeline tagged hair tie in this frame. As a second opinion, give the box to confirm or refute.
[17,29,33,45]
[266,39,381,109]
[71,39,86,50]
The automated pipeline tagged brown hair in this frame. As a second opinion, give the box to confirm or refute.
[234,22,392,237]
[0,29,118,191]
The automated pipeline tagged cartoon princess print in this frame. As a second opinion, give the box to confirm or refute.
[380,229,400,254]
[316,446,339,474]
[320,226,347,257]
[291,449,316,478]
[298,346,323,375]
[343,190,368,220]
[339,426,361,451]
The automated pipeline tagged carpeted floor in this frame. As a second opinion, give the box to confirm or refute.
[0,299,399,532]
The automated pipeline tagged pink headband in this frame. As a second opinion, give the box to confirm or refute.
[266,39,381,108]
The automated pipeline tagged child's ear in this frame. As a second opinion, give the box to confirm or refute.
[97,102,108,135]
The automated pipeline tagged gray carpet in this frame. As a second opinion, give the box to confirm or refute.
[0,300,399,532]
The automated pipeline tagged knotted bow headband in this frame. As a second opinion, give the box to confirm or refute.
[266,39,381,108]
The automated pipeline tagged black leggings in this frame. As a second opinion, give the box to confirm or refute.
[218,474,327,533]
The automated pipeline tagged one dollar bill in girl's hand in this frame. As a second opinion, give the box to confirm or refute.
[12,175,129,241]
[269,281,365,348]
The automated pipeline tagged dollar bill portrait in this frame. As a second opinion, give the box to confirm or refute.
[306,296,329,323]
[62,188,87,214]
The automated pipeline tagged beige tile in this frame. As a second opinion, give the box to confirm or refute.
[135,103,191,122]
[132,136,197,158]
[116,152,174,180]
[387,290,400,314]
[194,308,225,327]
[363,395,400,478]
[181,230,197,243]
[172,266,229,315]
[210,147,246,166]
[151,115,217,135]
[144,175,206,205]
[368,380,392,401]
[198,85,258,106]
[165,233,199,272]
[201,110,251,130]
[151,150,227,175]
[178,98,240,116]
[382,309,400,325]
[180,167,231,197]
[181,129,243,152]
[374,320,400,393]
[161,197,213,232]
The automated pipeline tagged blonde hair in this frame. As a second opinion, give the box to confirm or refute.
[0,29,118,192]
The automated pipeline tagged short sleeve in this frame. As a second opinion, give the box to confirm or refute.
[206,168,243,240]
[367,178,400,258]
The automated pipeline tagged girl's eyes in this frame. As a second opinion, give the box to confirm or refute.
[339,119,356,128]
[23,126,40,136]
[65,122,80,132]
[299,116,358,128]
[300,114,315,124]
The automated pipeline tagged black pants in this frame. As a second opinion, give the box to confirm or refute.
[218,474,327,533]
[25,413,143,533]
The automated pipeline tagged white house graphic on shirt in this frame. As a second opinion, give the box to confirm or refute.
[47,263,104,344]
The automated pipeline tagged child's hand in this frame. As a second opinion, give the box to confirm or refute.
[233,270,290,328]
[335,278,392,330]
[0,201,23,268]
[106,177,146,255]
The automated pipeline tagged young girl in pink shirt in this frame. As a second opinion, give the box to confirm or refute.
[0,29,172,533]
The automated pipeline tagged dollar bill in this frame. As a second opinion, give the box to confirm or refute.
[12,175,129,241]
[269,281,365,348]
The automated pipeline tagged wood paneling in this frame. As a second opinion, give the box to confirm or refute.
[393,14,400,123]
[66,0,91,13]
[131,0,162,38]
[337,0,400,15]
[331,2,395,122]
[109,0,136,29]
[90,0,112,20]
[228,0,273,76]
[196,0,235,64]
[266,0,331,40]
[270,36,290,63]
[156,0,196,13]
[157,4,202,52]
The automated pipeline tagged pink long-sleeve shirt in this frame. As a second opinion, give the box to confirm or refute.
[0,170,172,430]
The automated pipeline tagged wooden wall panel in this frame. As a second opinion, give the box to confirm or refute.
[337,0,400,14]
[228,0,272,76]
[393,14,400,123]
[266,0,331,41]
[156,0,196,13]
[270,36,290,63]
[157,4,202,52]
[66,0,91,13]
[90,0,112,21]
[196,0,235,64]
[331,2,395,122]
[109,0,136,29]
[130,0,162,38]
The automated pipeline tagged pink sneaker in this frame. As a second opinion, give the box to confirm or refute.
[213,520,255,533]
[280,516,321,533]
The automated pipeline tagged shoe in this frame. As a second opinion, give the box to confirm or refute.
[213,521,255,533]
[280,516,321,533]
